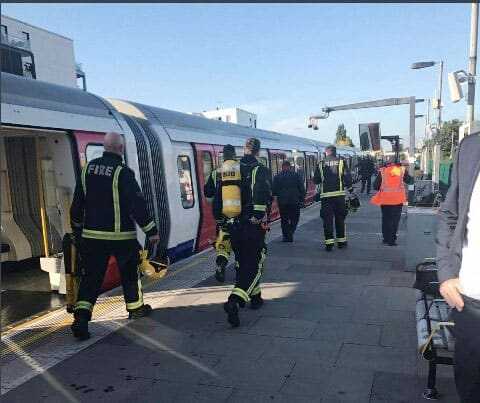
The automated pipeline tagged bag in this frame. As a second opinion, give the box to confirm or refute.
[221,159,242,218]
[413,261,440,297]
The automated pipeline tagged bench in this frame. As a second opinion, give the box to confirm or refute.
[414,260,455,400]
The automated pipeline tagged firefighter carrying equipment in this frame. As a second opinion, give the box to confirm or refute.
[370,165,407,206]
[346,191,361,213]
[138,248,169,278]
[221,159,242,218]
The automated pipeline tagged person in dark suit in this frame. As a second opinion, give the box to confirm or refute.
[436,132,480,403]
[272,161,306,242]
[359,156,375,195]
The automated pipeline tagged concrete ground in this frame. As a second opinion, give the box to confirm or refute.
[1,196,458,402]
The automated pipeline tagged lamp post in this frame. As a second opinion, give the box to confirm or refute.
[411,60,444,129]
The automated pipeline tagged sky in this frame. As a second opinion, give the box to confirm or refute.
[2,3,475,148]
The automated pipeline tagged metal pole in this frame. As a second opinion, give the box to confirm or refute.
[467,1,479,126]
[437,61,444,128]
[409,96,416,177]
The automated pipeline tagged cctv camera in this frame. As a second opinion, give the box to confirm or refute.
[448,71,465,103]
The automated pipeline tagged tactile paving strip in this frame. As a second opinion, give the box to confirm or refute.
[0,203,320,394]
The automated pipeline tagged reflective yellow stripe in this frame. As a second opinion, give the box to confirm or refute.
[82,229,137,240]
[112,166,122,233]
[142,221,155,233]
[339,159,344,191]
[212,170,217,184]
[319,161,324,194]
[75,301,93,312]
[320,190,346,198]
[253,204,266,211]
[126,275,144,311]
[251,166,259,193]
[232,287,250,302]
[247,248,266,295]
[81,164,88,195]
[325,239,335,245]
[336,237,347,242]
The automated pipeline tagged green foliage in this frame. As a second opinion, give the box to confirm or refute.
[335,123,355,147]
[425,119,461,159]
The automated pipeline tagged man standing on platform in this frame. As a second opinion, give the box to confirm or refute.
[359,156,375,195]
[370,157,412,246]
[70,132,159,340]
[436,132,480,403]
[313,145,353,251]
[272,160,306,242]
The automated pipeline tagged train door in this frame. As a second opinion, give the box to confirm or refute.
[304,152,318,205]
[0,126,76,327]
[268,150,287,221]
[171,143,200,258]
[193,144,217,252]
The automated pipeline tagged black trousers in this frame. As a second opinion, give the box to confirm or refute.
[279,204,300,239]
[229,222,267,303]
[452,296,480,403]
[360,175,371,194]
[380,205,403,244]
[75,239,143,319]
[320,196,347,245]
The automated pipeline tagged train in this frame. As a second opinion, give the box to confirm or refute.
[0,73,358,293]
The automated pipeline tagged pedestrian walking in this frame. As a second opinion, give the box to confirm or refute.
[272,160,306,242]
[223,137,272,327]
[359,156,375,195]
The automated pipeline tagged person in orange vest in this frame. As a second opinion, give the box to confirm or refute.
[370,157,413,246]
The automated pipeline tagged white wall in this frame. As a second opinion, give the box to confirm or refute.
[1,15,77,87]
[200,108,257,128]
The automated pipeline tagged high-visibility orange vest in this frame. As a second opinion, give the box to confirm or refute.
[370,165,407,206]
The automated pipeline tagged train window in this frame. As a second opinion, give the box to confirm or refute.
[85,143,104,162]
[270,156,278,176]
[296,156,305,173]
[202,151,213,182]
[177,156,195,209]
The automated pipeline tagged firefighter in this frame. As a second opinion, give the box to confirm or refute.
[223,137,272,328]
[70,132,159,340]
[313,145,353,251]
[371,156,413,246]
[204,144,237,283]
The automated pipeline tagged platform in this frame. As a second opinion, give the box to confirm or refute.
[1,197,458,402]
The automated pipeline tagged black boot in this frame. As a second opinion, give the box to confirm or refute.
[71,310,90,341]
[337,241,348,249]
[128,304,152,319]
[325,244,333,252]
[223,298,240,328]
[250,294,264,310]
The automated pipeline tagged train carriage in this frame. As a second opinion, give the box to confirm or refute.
[1,73,357,304]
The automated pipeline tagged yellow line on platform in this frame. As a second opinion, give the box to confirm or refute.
[1,254,210,356]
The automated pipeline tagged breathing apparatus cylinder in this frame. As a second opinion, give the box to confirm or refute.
[221,159,242,218]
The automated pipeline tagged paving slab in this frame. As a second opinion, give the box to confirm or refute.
[2,199,458,402]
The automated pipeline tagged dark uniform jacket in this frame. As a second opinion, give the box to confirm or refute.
[204,167,223,222]
[313,156,352,197]
[436,134,480,283]
[272,169,306,206]
[359,158,375,177]
[240,155,272,221]
[70,152,157,241]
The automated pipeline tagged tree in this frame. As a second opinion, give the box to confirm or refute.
[424,119,461,159]
[335,124,355,148]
